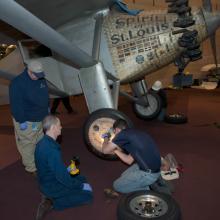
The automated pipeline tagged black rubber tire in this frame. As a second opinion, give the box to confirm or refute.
[133,92,162,120]
[164,114,187,124]
[117,190,181,220]
[83,108,133,160]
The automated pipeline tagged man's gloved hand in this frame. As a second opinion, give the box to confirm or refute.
[19,122,28,130]
[101,132,111,139]
[67,165,72,173]
[83,183,92,192]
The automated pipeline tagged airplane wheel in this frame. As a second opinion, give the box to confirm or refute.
[164,114,187,124]
[83,108,133,160]
[133,92,161,120]
[117,190,181,220]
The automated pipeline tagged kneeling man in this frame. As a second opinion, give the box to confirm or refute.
[35,115,93,219]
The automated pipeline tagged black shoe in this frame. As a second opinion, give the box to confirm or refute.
[36,198,53,220]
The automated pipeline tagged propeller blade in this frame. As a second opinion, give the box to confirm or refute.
[202,0,213,12]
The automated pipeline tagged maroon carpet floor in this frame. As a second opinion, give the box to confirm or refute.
[0,88,220,220]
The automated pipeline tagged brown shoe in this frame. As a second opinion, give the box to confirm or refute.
[104,188,119,199]
[36,198,53,220]
[26,171,37,177]
[31,171,37,177]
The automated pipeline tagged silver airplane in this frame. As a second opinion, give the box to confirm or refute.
[0,0,219,159]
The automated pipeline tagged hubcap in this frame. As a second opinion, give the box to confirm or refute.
[129,194,168,218]
[88,117,115,152]
[135,94,158,116]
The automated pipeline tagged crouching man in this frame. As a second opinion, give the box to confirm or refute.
[35,115,93,219]
[102,119,161,194]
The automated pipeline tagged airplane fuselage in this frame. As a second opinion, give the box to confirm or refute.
[103,9,208,83]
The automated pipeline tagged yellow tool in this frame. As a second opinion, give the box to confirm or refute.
[69,160,80,176]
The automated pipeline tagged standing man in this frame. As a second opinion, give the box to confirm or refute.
[35,115,93,219]
[51,96,75,115]
[9,60,49,174]
[102,119,161,194]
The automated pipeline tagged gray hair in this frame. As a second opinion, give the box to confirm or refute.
[42,115,59,132]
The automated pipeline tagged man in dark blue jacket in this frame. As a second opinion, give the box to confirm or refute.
[9,60,49,174]
[102,119,161,194]
[35,115,93,219]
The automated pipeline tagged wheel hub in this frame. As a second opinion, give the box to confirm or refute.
[88,117,115,152]
[129,194,168,218]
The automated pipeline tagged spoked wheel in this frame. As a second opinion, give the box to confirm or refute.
[117,190,181,220]
[83,108,133,160]
[133,92,162,120]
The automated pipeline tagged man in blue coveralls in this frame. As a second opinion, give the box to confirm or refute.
[35,115,93,219]
[102,119,161,194]
[9,60,49,174]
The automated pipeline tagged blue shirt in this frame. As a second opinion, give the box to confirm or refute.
[35,135,86,198]
[112,128,161,172]
[9,68,49,123]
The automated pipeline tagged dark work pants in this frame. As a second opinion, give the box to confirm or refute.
[51,97,73,113]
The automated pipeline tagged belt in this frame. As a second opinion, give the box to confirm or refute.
[140,168,160,173]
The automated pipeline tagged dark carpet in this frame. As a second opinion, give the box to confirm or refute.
[1,88,220,220]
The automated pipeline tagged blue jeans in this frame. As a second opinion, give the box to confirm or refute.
[113,164,160,193]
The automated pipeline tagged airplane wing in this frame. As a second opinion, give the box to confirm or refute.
[0,0,117,70]
[16,0,113,28]
[0,0,116,104]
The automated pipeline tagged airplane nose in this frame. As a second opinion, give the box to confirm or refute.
[202,10,220,36]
